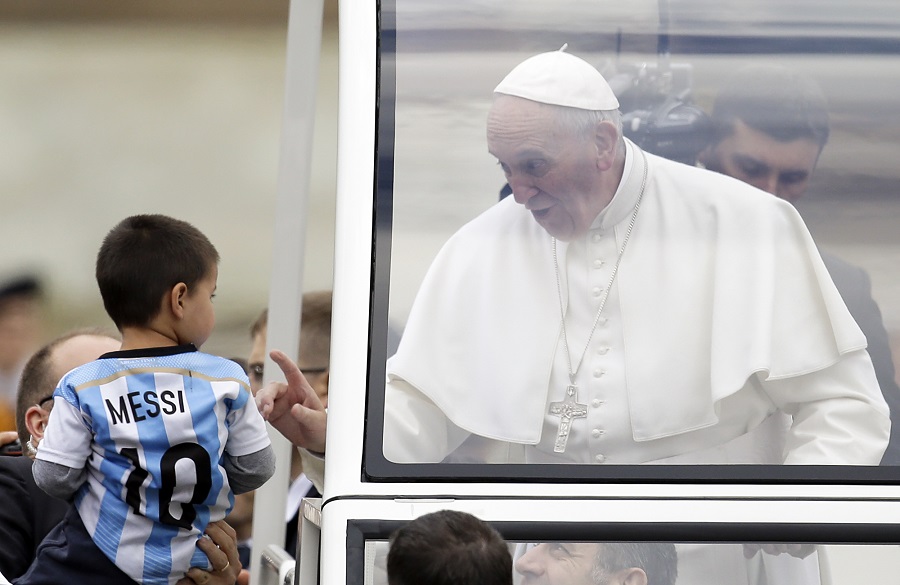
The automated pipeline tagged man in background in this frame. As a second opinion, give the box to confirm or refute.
[514,541,677,585]
[0,275,44,433]
[699,63,900,464]
[227,290,332,564]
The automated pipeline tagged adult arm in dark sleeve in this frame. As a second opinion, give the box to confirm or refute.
[822,252,900,464]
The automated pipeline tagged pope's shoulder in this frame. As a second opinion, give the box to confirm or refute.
[453,192,545,239]
[646,151,799,217]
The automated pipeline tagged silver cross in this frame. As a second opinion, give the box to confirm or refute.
[549,384,588,453]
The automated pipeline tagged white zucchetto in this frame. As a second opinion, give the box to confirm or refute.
[493,46,620,111]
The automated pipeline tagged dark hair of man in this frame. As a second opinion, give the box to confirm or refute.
[710,64,829,149]
[250,308,268,339]
[387,510,512,585]
[592,543,678,585]
[96,214,219,329]
[15,327,119,447]
[249,290,332,367]
[299,290,332,369]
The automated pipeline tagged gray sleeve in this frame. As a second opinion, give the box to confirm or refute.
[223,445,276,494]
[32,459,86,500]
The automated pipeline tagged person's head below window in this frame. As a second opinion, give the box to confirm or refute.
[699,63,830,204]
[387,510,512,585]
[515,542,677,585]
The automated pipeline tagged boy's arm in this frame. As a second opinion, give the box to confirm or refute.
[223,372,277,494]
[33,391,93,500]
[32,459,86,500]
[223,445,276,494]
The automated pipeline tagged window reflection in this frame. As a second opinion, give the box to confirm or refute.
[367,540,900,585]
[379,0,900,471]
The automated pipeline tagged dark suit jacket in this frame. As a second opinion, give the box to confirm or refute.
[0,455,71,580]
[822,251,900,464]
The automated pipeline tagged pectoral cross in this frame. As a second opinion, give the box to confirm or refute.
[549,384,588,453]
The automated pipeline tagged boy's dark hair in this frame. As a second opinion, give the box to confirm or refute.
[387,510,512,585]
[96,214,219,329]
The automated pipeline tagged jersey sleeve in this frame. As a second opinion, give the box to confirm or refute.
[224,386,272,458]
[36,382,94,470]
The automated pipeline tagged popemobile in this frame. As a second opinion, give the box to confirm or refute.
[248,0,900,584]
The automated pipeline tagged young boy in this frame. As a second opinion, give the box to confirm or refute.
[32,214,275,585]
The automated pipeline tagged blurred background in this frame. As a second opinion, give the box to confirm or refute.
[0,0,339,367]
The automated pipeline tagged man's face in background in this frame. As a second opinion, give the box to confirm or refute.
[701,119,821,204]
[515,543,599,585]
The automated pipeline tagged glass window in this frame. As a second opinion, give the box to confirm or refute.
[350,521,900,585]
[365,0,900,481]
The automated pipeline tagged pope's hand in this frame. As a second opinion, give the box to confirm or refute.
[255,349,327,454]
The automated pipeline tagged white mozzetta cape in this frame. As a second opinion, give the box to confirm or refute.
[386,142,888,463]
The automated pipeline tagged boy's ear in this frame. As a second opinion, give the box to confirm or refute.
[169,282,189,319]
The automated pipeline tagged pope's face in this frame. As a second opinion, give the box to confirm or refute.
[487,95,612,241]
[515,543,601,585]
[701,119,821,204]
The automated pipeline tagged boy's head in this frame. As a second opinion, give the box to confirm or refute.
[96,214,220,340]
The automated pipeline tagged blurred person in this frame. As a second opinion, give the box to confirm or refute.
[699,63,900,465]
[514,542,677,585]
[30,215,274,585]
[0,275,44,432]
[387,510,512,585]
[227,291,331,563]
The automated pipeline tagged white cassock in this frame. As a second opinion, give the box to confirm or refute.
[384,139,889,466]
[380,140,888,585]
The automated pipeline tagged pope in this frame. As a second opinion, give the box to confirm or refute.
[257,48,890,470]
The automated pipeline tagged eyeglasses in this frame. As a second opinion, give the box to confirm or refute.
[34,393,55,408]
[249,363,264,380]
[248,364,328,382]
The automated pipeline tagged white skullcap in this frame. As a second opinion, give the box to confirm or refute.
[493,45,620,111]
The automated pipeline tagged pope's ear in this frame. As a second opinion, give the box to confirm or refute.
[593,120,620,171]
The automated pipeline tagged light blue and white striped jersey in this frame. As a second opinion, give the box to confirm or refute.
[37,345,271,585]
